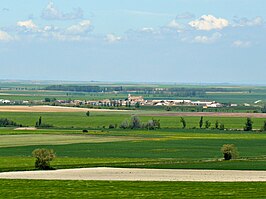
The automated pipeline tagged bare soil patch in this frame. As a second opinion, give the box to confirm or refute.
[0,168,266,182]
[0,106,126,113]
[145,112,266,118]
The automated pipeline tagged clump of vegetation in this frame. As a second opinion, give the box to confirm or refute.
[0,118,22,127]
[32,148,56,170]
[219,123,225,130]
[82,129,88,133]
[244,117,253,131]
[145,119,160,130]
[220,144,239,160]
[109,124,115,129]
[86,111,90,117]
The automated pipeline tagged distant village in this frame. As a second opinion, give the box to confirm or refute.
[0,94,247,108]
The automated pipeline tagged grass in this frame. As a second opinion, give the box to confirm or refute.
[0,111,265,129]
[1,180,266,198]
[0,134,141,148]
[0,130,265,171]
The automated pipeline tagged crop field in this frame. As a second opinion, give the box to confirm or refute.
[0,111,265,130]
[0,180,265,198]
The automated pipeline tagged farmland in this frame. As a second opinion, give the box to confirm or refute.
[0,82,266,198]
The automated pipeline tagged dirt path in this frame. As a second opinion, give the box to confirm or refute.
[144,112,266,118]
[1,168,266,182]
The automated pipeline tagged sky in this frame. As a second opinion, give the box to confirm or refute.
[0,0,266,84]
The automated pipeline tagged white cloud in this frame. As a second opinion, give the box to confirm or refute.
[189,15,229,31]
[17,20,38,30]
[0,30,13,42]
[193,32,222,43]
[66,20,92,34]
[232,40,251,48]
[167,20,182,29]
[106,34,122,43]
[41,2,83,20]
[140,27,155,33]
[233,16,264,27]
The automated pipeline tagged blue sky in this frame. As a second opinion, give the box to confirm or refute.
[0,0,266,84]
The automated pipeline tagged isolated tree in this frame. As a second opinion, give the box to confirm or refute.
[86,111,90,117]
[180,117,186,129]
[32,148,56,170]
[38,116,42,126]
[199,116,203,129]
[205,120,211,129]
[220,144,239,160]
[244,117,253,131]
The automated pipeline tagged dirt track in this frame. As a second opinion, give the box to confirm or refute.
[145,112,266,118]
[0,106,126,113]
[0,168,266,182]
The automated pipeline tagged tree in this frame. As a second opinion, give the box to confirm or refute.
[120,120,129,129]
[205,120,211,129]
[38,116,42,126]
[180,117,186,129]
[86,111,90,117]
[220,144,238,160]
[130,115,141,129]
[135,102,140,108]
[32,148,56,170]
[244,117,253,131]
[262,121,266,131]
[199,116,203,128]
[215,120,219,129]
[261,105,266,113]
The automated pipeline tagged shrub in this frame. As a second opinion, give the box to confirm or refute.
[86,111,90,117]
[120,120,129,129]
[205,120,211,129]
[220,144,238,160]
[215,120,219,129]
[32,148,56,170]
[82,129,88,133]
[109,124,115,129]
[0,118,22,127]
[219,123,225,130]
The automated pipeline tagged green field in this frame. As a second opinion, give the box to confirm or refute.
[1,180,266,199]
[0,82,266,198]
[0,111,265,130]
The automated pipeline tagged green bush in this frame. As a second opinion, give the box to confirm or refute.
[32,148,56,170]
[220,144,239,160]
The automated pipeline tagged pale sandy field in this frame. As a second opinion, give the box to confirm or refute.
[0,168,266,182]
